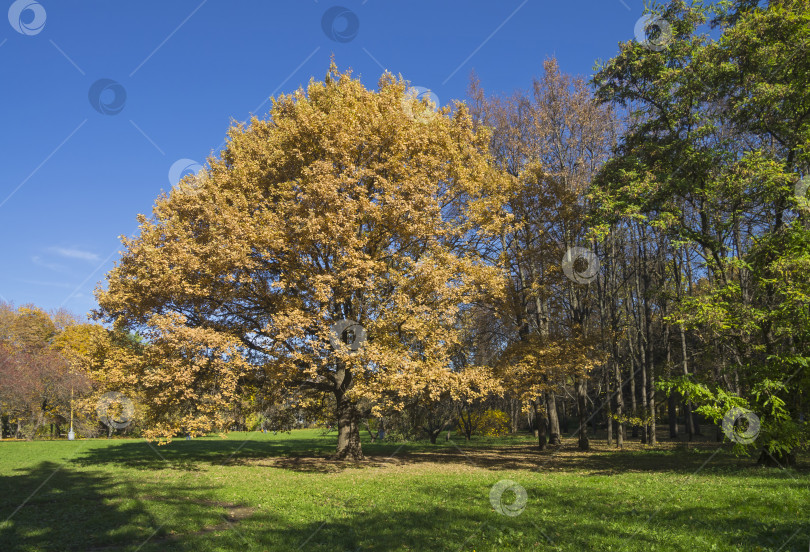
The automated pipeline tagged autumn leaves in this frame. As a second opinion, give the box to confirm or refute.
[92,64,512,456]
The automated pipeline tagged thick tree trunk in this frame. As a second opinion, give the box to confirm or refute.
[683,399,695,440]
[334,395,363,460]
[691,411,702,436]
[534,400,547,450]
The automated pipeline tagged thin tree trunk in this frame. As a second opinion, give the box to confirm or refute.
[614,357,624,449]
[576,377,589,450]
[510,398,520,434]
[546,392,561,445]
[610,231,625,449]
[675,252,695,439]
[634,258,649,445]
[560,395,569,433]
[605,363,613,446]
[626,287,639,439]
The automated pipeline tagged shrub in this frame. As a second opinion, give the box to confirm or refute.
[458,408,511,438]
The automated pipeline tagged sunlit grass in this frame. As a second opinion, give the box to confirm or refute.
[0,429,807,551]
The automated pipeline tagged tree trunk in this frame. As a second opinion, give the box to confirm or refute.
[546,392,561,445]
[638,317,649,444]
[334,395,363,460]
[665,325,678,439]
[627,303,639,438]
[560,396,569,433]
[645,329,657,445]
[646,357,656,445]
[614,358,624,449]
[668,391,679,439]
[510,398,520,434]
[758,448,796,467]
[576,377,589,450]
[365,419,377,443]
[605,365,613,446]
[638,229,656,446]
[534,400,547,450]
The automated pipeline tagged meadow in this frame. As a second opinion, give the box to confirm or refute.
[1,430,807,551]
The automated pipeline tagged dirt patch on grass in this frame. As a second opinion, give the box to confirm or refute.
[233,438,786,476]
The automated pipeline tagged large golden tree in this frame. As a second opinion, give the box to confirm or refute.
[95,64,506,459]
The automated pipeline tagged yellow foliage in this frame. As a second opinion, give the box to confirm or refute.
[469,408,512,437]
[94,63,509,443]
[496,334,604,404]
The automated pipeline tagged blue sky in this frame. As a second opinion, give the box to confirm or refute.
[1,0,646,318]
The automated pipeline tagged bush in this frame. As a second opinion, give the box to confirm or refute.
[458,408,511,438]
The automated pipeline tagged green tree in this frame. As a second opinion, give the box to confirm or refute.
[592,0,810,463]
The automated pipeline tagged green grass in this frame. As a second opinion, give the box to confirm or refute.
[0,430,807,551]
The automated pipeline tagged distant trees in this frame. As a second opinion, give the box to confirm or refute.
[0,302,145,440]
[469,58,616,450]
[0,303,90,439]
[51,322,145,437]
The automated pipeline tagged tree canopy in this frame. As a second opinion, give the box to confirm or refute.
[95,63,507,458]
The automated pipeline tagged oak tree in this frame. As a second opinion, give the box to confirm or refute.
[95,64,506,459]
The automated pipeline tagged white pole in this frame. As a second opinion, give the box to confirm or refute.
[68,386,75,441]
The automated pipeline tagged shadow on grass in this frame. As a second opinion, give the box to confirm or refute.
[73,437,337,471]
[71,432,810,477]
[0,456,806,551]
[0,460,251,551]
[135,480,809,552]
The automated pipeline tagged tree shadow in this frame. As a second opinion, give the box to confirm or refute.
[1,452,805,550]
[74,437,337,471]
[73,435,810,477]
[0,460,252,551]
[129,480,809,551]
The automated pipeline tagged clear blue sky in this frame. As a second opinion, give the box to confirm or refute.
[1,0,645,318]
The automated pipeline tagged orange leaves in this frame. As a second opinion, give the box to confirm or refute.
[94,64,510,442]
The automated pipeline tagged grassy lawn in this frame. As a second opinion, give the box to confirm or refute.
[0,430,807,551]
